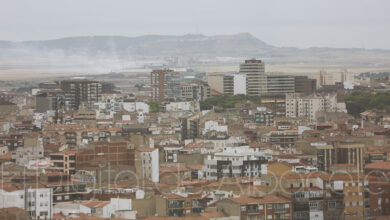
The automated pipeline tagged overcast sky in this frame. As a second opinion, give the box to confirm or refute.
[1,0,389,49]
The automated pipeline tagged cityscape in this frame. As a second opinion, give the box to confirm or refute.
[1,1,390,220]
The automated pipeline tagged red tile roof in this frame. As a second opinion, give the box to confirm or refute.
[81,200,110,208]
[365,161,390,171]
[136,147,157,152]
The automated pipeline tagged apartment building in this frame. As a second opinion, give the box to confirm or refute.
[0,100,18,116]
[294,76,317,94]
[315,141,365,173]
[254,108,274,126]
[239,59,267,95]
[223,75,234,95]
[266,75,295,94]
[286,92,349,121]
[35,89,64,113]
[330,174,365,220]
[285,93,325,122]
[207,72,247,95]
[203,145,269,180]
[150,69,181,101]
[59,79,102,110]
[261,94,286,117]
[364,175,390,218]
[40,172,87,203]
[207,73,225,94]
[76,142,135,169]
[49,150,78,175]
[216,195,292,220]
[135,148,159,182]
[12,145,44,166]
[267,130,298,148]
[0,183,53,219]
[180,81,210,101]
[156,192,204,217]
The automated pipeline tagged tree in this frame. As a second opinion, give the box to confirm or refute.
[149,101,160,113]
[344,92,390,117]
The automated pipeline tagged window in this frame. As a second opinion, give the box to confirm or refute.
[309,202,318,210]
[258,205,264,210]
[285,204,290,208]
[267,215,273,219]
[241,206,246,211]
[345,202,350,207]
[267,204,273,209]
[40,212,48,217]
[57,196,62,201]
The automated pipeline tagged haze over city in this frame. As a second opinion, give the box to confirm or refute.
[0,1,390,220]
[1,0,390,49]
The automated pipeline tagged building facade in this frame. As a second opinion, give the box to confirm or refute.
[150,69,181,101]
[239,59,266,95]
[266,75,295,94]
[59,79,102,110]
[135,148,159,182]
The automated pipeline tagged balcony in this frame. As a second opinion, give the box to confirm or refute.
[274,208,286,212]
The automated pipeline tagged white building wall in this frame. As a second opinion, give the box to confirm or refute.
[233,74,246,95]
[0,187,53,219]
[203,121,228,135]
[310,211,324,220]
[110,198,132,212]
[0,189,24,209]
[28,188,53,219]
[122,102,149,113]
[151,149,159,183]
[79,205,91,215]
[165,102,193,111]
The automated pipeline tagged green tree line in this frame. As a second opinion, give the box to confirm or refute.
[344,92,390,117]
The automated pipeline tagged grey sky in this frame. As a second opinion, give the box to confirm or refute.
[1,0,390,49]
